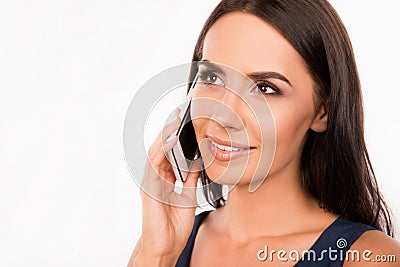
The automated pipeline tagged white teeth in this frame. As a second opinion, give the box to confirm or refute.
[211,140,245,152]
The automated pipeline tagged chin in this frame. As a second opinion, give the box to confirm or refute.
[203,164,257,186]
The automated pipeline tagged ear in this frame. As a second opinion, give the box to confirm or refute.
[310,100,329,132]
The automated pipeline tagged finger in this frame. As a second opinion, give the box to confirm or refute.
[162,135,179,152]
[141,161,176,200]
[183,170,200,189]
[179,167,200,206]
[145,132,180,187]
[161,116,181,142]
[147,116,181,157]
[148,134,178,168]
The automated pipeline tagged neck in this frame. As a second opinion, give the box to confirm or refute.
[214,157,326,242]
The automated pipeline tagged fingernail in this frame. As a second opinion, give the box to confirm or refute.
[167,134,176,143]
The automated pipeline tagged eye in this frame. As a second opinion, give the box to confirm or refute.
[198,70,225,86]
[255,81,281,95]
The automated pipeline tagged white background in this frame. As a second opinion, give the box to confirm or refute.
[0,1,399,266]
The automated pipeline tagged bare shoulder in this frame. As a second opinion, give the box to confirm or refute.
[343,230,400,266]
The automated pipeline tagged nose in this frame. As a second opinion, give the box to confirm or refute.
[210,89,244,131]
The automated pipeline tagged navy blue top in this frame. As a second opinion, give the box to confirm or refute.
[175,210,375,266]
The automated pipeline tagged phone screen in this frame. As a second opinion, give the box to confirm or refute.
[178,103,200,160]
[167,78,201,182]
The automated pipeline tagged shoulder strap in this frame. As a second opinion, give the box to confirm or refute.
[295,216,376,266]
[175,210,212,267]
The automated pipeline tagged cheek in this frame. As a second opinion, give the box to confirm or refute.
[191,118,206,143]
[269,98,314,170]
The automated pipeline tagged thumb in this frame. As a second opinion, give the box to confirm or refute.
[179,170,200,208]
[183,169,200,189]
[183,158,202,189]
[179,159,202,207]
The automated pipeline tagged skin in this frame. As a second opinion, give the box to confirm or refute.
[189,11,336,267]
[129,11,400,267]
[189,12,400,267]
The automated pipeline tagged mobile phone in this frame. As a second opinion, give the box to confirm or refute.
[166,79,201,182]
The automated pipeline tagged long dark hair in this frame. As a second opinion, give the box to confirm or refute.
[187,0,394,236]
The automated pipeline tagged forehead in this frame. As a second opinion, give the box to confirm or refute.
[202,12,308,78]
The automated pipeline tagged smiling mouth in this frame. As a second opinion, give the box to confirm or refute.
[206,136,255,161]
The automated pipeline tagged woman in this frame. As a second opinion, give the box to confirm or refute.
[129,0,400,266]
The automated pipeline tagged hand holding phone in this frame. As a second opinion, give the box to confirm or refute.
[166,77,202,183]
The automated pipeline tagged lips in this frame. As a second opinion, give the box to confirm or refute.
[206,135,255,161]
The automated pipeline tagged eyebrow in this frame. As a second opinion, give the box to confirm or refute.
[199,59,292,87]
[247,72,292,87]
[198,59,226,76]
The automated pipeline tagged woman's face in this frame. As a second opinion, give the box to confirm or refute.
[191,12,325,189]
